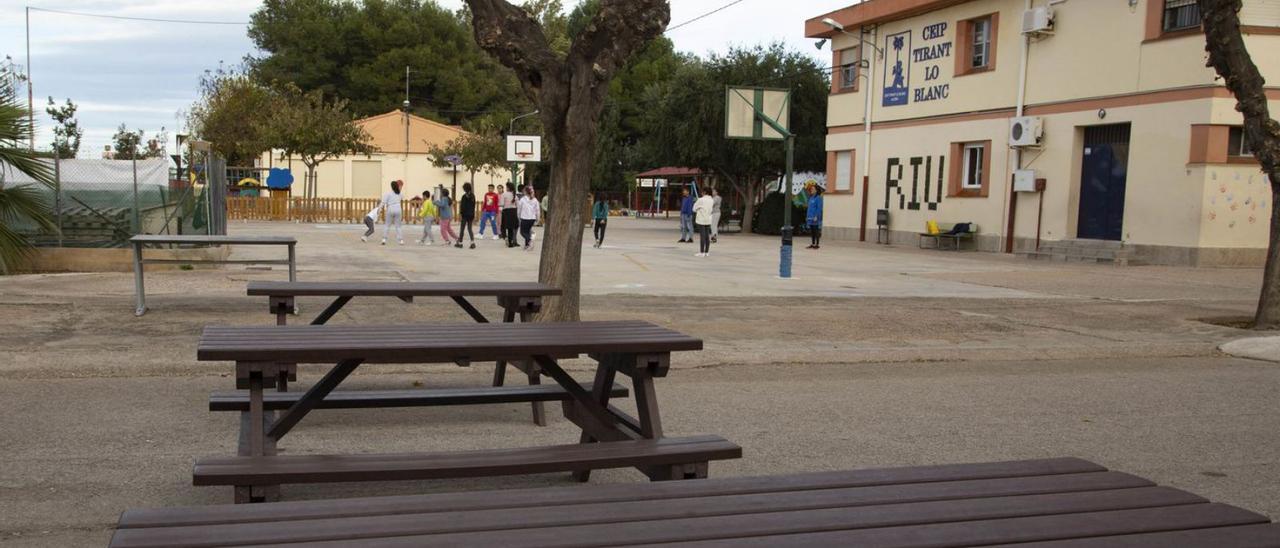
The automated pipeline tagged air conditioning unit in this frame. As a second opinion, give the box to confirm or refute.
[1022,6,1054,34]
[1009,116,1044,148]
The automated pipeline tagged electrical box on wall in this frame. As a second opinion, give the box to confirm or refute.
[1022,7,1054,34]
[1013,170,1045,192]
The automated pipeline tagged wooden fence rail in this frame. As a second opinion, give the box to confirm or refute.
[227,197,435,224]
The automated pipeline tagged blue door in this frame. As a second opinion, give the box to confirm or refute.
[1077,124,1131,241]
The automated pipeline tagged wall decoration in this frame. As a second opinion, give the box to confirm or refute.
[885,155,945,211]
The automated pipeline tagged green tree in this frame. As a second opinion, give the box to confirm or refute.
[247,0,528,124]
[1199,0,1280,328]
[427,120,507,185]
[188,67,275,165]
[45,97,82,159]
[264,85,374,203]
[640,43,829,228]
[467,0,669,321]
[111,124,142,160]
[0,80,56,274]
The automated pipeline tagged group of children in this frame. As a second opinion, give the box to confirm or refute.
[363,180,545,251]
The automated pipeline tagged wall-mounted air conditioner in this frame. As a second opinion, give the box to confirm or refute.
[1022,7,1054,35]
[1009,116,1044,148]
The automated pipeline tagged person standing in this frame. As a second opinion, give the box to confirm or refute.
[678,187,694,243]
[436,188,458,246]
[458,183,478,249]
[692,187,714,257]
[479,184,500,240]
[500,182,519,248]
[710,188,723,243]
[380,180,405,246]
[591,193,609,248]
[517,185,540,251]
[806,184,824,250]
[418,190,437,245]
[360,202,380,242]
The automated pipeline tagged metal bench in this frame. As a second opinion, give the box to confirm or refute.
[195,320,737,503]
[919,222,978,251]
[131,235,297,316]
[109,457,1280,547]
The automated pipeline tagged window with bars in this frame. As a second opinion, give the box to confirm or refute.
[840,48,859,90]
[962,143,985,189]
[1229,127,1254,157]
[970,17,991,69]
[1163,0,1200,32]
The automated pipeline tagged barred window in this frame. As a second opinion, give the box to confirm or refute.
[1163,0,1200,32]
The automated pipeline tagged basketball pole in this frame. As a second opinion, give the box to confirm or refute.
[747,107,796,279]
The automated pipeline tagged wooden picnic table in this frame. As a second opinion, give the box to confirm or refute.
[131,235,297,317]
[195,320,739,503]
[109,456,1280,547]
[245,280,562,424]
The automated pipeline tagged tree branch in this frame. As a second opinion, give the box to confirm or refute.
[465,0,564,104]
[567,0,670,80]
[1200,0,1280,173]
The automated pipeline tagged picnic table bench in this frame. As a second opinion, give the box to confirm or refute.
[109,456,1280,547]
[131,235,297,316]
[196,320,739,503]
[243,280,562,425]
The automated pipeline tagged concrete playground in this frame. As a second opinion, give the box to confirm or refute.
[0,216,1277,546]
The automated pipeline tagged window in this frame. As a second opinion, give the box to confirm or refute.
[836,47,859,92]
[955,14,998,77]
[1163,0,1200,32]
[835,151,852,191]
[948,140,992,197]
[1229,126,1253,157]
[961,143,985,188]
[970,17,991,69]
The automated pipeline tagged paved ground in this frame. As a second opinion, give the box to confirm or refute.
[0,217,1276,546]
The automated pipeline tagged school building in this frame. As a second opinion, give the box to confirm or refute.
[264,110,503,200]
[805,0,1280,265]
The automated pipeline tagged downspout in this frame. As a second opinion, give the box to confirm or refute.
[859,24,877,242]
[1005,0,1033,253]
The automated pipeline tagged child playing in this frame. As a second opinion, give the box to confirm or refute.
[418,190,437,245]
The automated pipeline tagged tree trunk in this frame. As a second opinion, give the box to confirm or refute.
[466,0,669,321]
[1199,0,1280,328]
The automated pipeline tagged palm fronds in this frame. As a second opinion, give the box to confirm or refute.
[0,85,56,274]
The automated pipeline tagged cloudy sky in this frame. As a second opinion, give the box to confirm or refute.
[0,0,852,157]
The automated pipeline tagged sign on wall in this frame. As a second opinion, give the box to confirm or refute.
[882,21,954,107]
[885,155,945,211]
[882,31,912,107]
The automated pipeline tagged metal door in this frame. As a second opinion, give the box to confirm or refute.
[1077,123,1131,241]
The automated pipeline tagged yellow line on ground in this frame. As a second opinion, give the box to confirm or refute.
[622,253,650,272]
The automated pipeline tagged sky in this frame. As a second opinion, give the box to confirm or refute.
[0,0,853,157]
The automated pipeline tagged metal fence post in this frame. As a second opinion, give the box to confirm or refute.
[53,155,62,247]
[131,154,140,233]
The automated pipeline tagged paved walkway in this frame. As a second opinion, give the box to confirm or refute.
[0,218,1275,546]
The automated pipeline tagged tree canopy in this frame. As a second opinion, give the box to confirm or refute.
[45,97,82,160]
[187,68,276,166]
[248,0,529,124]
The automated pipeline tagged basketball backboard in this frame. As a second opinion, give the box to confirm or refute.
[506,135,542,163]
[725,86,790,141]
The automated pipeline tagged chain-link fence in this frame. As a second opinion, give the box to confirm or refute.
[2,157,224,248]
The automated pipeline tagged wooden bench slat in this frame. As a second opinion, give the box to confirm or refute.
[110,477,1161,548]
[246,281,561,297]
[119,458,1105,528]
[983,523,1280,547]
[131,235,296,245]
[192,436,741,486]
[208,383,629,412]
[332,501,1269,548]
[112,488,1216,548]
[197,321,703,363]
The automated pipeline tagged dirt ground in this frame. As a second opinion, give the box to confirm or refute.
[0,218,1276,546]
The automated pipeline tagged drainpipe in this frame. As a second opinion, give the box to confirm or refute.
[1005,0,1033,253]
[859,24,877,242]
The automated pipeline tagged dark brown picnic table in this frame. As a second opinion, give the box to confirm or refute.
[109,457,1280,547]
[195,320,740,503]
[246,280,562,424]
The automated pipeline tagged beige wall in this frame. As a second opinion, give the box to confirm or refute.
[264,153,505,200]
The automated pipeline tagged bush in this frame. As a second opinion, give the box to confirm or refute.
[752,192,809,236]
